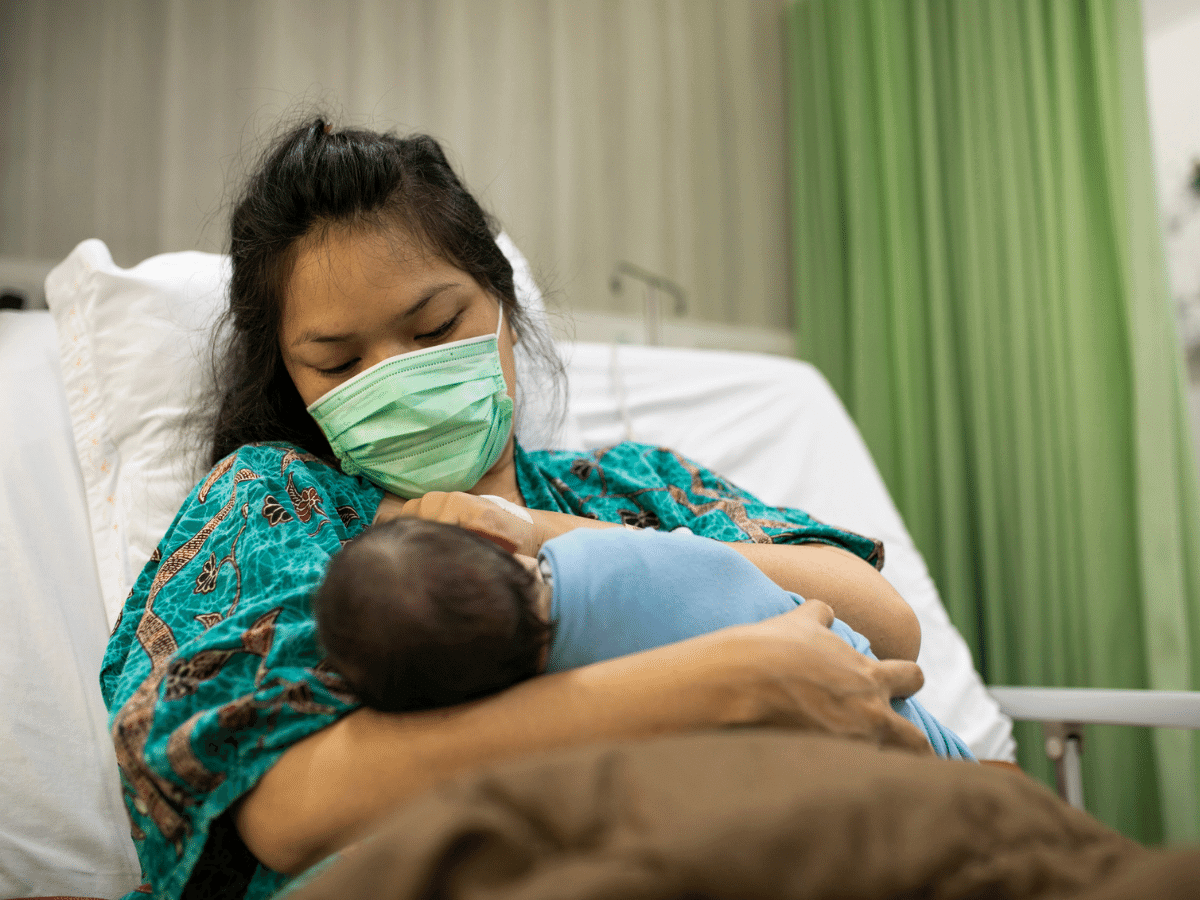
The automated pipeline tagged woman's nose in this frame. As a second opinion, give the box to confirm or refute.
[363,338,417,369]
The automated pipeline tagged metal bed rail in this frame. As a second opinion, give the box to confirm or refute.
[987,687,1200,810]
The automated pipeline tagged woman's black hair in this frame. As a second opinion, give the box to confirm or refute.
[312,517,552,712]
[208,117,556,465]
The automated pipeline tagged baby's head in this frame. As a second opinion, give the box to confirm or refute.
[313,517,551,712]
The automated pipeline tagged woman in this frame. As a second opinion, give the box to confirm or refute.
[101,119,930,900]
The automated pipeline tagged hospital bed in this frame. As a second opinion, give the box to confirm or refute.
[1,240,1196,898]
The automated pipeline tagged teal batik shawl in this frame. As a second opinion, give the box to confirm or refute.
[101,440,881,900]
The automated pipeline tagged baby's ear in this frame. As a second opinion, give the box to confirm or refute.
[530,579,553,626]
[513,553,541,577]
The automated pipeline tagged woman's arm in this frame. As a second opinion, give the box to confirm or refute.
[235,601,929,875]
[725,542,921,662]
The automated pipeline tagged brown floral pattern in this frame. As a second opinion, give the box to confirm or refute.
[569,457,596,480]
[286,471,324,523]
[619,508,661,529]
[101,444,379,899]
[110,467,261,859]
[193,554,219,594]
[194,612,223,631]
[261,494,293,526]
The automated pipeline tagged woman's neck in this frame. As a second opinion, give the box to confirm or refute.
[470,437,525,505]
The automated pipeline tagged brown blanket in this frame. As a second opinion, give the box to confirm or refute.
[287,730,1200,900]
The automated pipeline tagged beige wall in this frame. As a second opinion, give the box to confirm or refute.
[0,0,791,333]
[1143,0,1200,479]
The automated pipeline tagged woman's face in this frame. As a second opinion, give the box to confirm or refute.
[279,226,518,410]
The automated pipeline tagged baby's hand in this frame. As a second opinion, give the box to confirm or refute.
[382,490,540,555]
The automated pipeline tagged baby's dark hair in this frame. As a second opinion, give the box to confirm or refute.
[313,517,551,712]
[208,116,558,466]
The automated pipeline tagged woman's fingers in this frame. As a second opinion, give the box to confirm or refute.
[372,491,409,525]
[876,709,937,756]
[869,660,933,754]
[875,658,924,700]
[833,652,933,755]
[792,597,835,628]
[720,609,937,756]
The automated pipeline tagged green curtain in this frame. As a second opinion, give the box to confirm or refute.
[786,0,1200,844]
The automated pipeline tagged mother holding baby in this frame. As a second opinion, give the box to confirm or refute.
[101,118,931,900]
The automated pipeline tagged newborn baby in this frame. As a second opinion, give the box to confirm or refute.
[313,517,974,759]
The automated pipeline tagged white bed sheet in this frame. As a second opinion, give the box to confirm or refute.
[0,311,140,897]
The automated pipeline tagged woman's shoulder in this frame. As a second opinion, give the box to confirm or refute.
[100,441,381,703]
[528,441,746,494]
[527,440,700,472]
[205,441,341,484]
[193,442,382,512]
[522,440,882,562]
[520,440,759,532]
[144,442,382,558]
[152,440,383,579]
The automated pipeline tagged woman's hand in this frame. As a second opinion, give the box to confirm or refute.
[236,597,930,874]
[375,490,622,556]
[719,599,931,752]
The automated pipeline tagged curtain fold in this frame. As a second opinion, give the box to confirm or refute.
[787,0,1200,843]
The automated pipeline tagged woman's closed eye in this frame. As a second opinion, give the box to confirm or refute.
[317,358,359,376]
[311,313,464,376]
[415,312,461,343]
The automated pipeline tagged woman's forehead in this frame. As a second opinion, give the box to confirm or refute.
[281,228,463,330]
[290,227,438,296]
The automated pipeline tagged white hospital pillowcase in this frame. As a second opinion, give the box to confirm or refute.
[45,234,554,629]
[45,241,228,631]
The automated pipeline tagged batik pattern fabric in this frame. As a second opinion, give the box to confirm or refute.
[515,441,883,566]
[100,443,381,900]
[102,440,882,900]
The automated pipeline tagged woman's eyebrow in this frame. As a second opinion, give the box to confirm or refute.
[291,281,462,347]
[397,282,460,322]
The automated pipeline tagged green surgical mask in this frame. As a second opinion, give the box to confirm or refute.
[307,308,514,498]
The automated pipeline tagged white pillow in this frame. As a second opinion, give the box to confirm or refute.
[45,235,553,629]
[45,241,228,630]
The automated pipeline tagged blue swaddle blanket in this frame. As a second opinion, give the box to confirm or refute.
[539,527,974,761]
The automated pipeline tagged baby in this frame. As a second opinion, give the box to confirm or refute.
[313,517,974,759]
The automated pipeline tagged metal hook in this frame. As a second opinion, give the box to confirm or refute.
[609,261,688,346]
